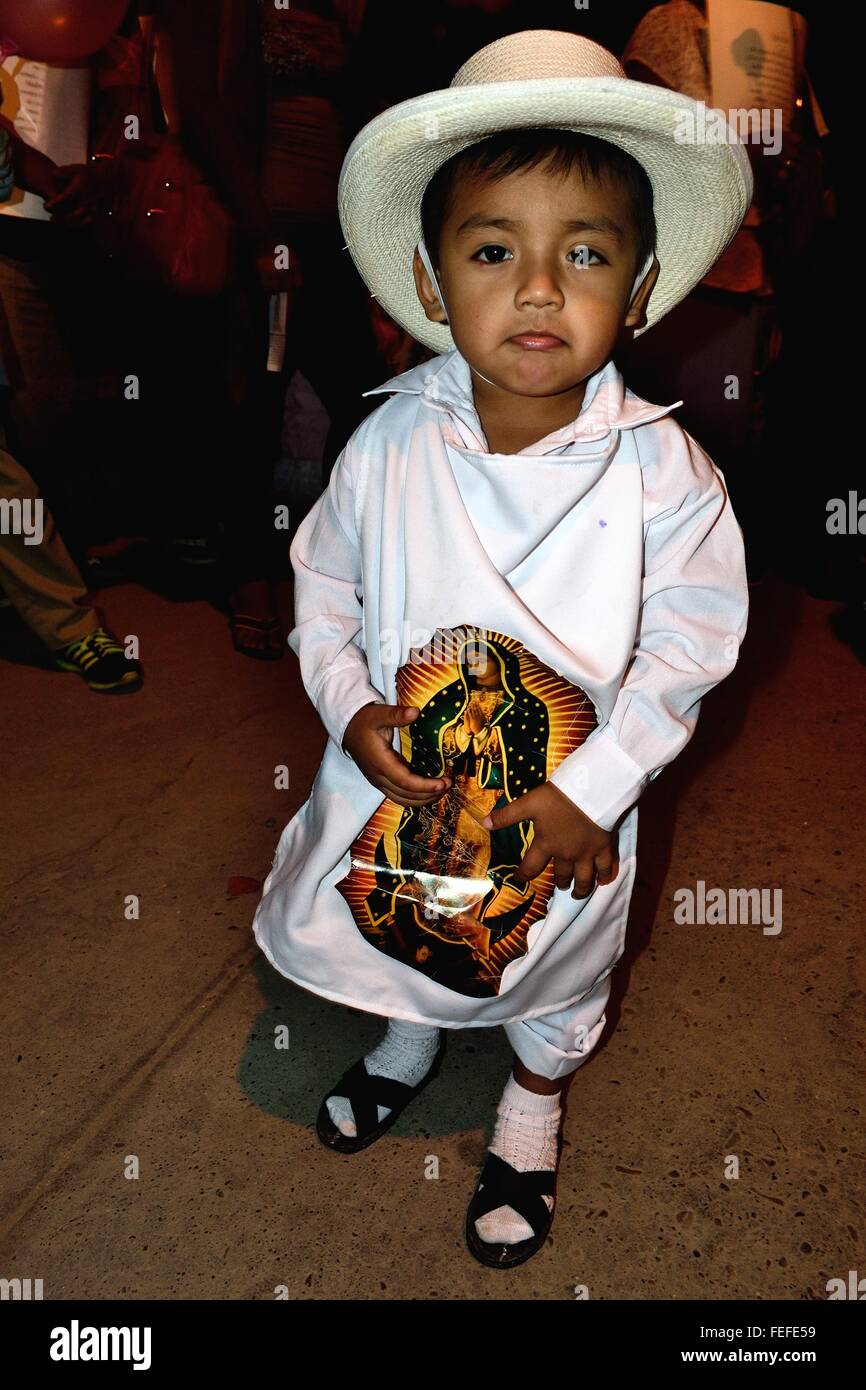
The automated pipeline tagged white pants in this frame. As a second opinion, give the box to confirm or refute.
[372,971,613,1081]
[502,973,613,1081]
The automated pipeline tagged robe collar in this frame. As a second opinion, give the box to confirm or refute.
[362,346,682,454]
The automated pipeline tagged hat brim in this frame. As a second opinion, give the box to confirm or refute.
[338,76,754,349]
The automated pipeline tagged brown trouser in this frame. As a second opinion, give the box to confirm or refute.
[0,446,97,650]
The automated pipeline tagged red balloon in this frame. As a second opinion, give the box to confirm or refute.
[0,0,128,63]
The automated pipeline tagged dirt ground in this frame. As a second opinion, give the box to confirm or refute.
[1,569,863,1300]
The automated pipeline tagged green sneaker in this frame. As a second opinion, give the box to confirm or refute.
[54,625,143,694]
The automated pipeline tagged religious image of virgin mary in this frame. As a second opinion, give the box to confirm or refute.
[340,631,555,997]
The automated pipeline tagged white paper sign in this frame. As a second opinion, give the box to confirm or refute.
[0,57,90,219]
[707,0,806,135]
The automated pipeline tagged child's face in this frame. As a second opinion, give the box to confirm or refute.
[414,158,658,406]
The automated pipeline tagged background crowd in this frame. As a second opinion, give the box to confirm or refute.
[0,0,854,695]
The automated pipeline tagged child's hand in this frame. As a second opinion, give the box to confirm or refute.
[482,781,619,898]
[342,703,453,807]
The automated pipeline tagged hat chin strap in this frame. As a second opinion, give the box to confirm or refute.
[630,250,656,304]
[416,237,656,390]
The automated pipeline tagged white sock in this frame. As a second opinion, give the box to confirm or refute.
[474,1074,561,1245]
[326,1017,441,1137]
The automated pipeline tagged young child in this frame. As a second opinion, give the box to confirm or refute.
[252,30,751,1269]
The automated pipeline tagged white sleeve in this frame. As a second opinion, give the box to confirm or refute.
[548,424,749,831]
[287,440,385,756]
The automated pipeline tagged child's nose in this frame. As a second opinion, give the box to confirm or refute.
[516,269,565,309]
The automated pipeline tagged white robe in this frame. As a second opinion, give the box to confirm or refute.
[251,347,749,1025]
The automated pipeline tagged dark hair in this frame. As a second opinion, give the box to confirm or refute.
[420,127,656,284]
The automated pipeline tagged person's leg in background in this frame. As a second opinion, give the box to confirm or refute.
[765,211,862,611]
[469,974,612,1249]
[111,284,226,557]
[216,268,291,658]
[276,215,387,483]
[0,446,142,691]
[618,286,769,579]
[214,213,387,658]
[0,445,99,648]
[0,225,120,568]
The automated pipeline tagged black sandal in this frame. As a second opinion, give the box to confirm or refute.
[464,1142,560,1268]
[315,1035,447,1155]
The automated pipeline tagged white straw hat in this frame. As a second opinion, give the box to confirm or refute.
[338,29,754,348]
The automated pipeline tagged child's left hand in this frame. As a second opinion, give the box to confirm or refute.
[482,781,619,898]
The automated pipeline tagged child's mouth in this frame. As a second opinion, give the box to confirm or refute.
[508,334,566,350]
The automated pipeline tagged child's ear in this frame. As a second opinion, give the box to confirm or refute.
[412,247,449,326]
[624,255,660,330]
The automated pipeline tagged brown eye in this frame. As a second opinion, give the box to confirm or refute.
[473,244,512,264]
[569,245,606,267]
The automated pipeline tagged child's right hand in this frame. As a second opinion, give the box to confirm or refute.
[342,703,453,807]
